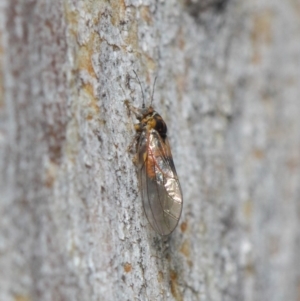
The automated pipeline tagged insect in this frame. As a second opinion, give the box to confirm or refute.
[126,72,183,236]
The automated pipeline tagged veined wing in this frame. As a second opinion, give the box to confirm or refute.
[138,129,183,236]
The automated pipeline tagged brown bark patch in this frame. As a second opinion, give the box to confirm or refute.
[180,239,190,258]
[170,270,183,301]
[180,221,188,232]
[251,9,274,64]
[124,262,132,273]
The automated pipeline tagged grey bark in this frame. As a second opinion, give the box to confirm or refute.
[0,0,300,301]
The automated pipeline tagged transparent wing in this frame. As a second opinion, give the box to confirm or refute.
[138,129,183,236]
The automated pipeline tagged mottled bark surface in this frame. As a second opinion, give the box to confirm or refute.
[0,0,300,301]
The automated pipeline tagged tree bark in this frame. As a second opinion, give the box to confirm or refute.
[1,0,300,301]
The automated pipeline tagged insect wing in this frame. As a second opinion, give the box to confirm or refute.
[138,129,183,236]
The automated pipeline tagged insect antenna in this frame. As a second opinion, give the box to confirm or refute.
[150,76,157,107]
[133,70,145,108]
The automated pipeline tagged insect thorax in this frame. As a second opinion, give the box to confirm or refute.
[142,111,167,139]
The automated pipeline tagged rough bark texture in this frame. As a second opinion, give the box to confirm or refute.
[1,0,300,301]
